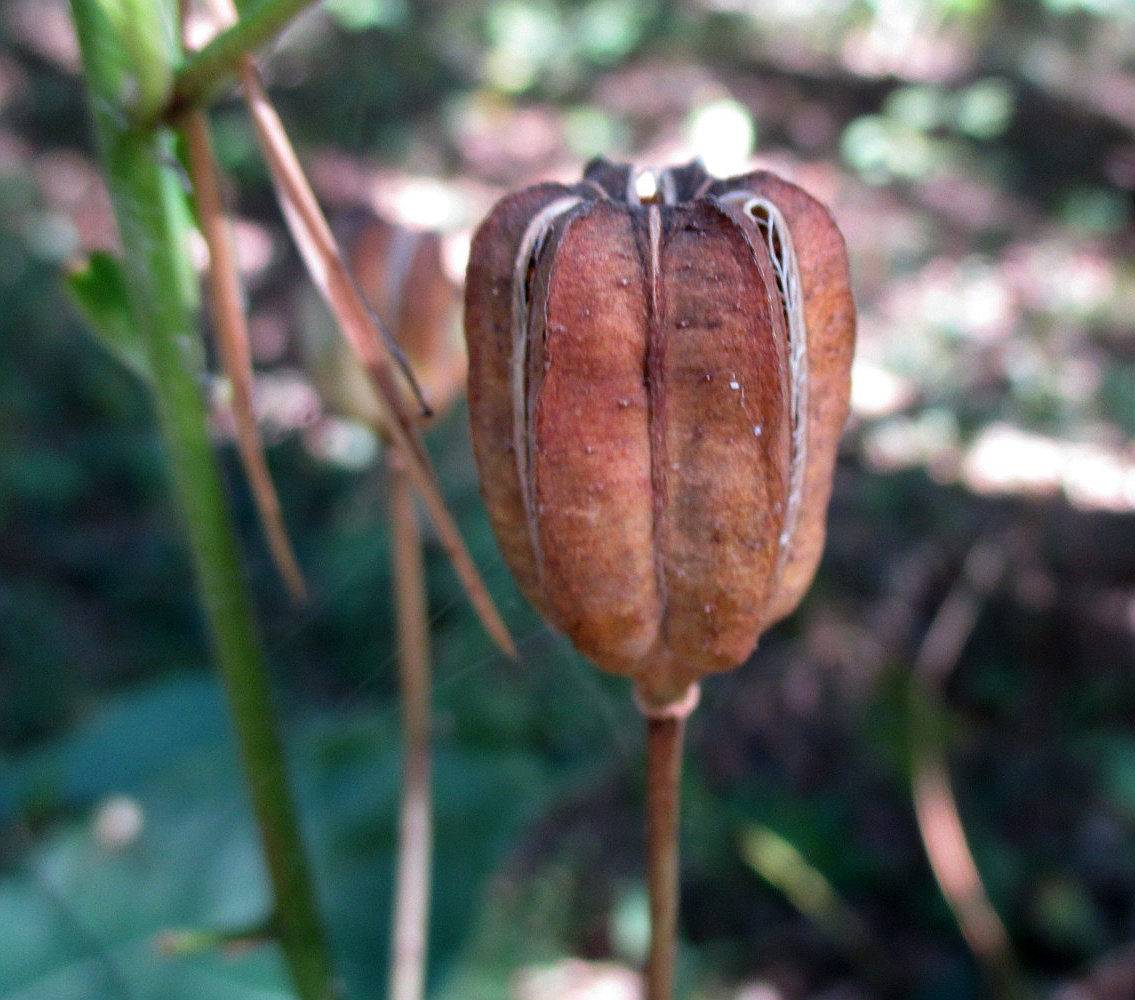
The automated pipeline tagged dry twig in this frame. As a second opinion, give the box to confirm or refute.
[909,540,1028,999]
[637,684,700,1000]
[190,0,514,657]
[182,109,308,602]
[387,450,433,1000]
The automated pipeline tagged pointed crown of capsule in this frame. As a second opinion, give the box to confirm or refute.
[464,159,856,707]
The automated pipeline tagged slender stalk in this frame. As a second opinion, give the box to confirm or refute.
[70,3,335,997]
[163,0,321,121]
[182,108,308,602]
[910,542,1026,1000]
[195,0,514,656]
[387,451,433,1000]
[639,684,699,1000]
[645,714,683,1000]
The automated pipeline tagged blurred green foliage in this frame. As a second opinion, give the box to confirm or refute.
[3,0,1135,997]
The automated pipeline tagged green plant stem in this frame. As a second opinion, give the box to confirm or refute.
[163,0,320,120]
[70,3,336,998]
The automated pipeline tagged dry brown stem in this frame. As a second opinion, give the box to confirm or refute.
[182,109,308,602]
[640,684,699,1000]
[387,451,433,1000]
[910,541,1027,1000]
[193,0,514,657]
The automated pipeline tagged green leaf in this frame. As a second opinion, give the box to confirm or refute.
[2,669,603,999]
[64,253,153,386]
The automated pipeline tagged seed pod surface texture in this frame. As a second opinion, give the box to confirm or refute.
[465,160,855,707]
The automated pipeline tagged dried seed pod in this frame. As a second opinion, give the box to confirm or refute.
[465,160,855,708]
[302,211,466,428]
[350,214,466,417]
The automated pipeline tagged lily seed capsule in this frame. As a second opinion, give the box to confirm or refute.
[464,159,856,708]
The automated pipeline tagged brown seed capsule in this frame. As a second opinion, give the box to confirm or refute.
[350,214,466,417]
[303,211,466,428]
[465,159,855,708]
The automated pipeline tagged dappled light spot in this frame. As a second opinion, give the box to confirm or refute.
[378,175,466,231]
[250,373,323,438]
[685,98,755,177]
[92,795,144,852]
[963,424,1066,497]
[441,230,472,286]
[1003,240,1120,319]
[451,97,565,180]
[878,255,1015,343]
[963,423,1135,512]
[187,218,276,281]
[736,986,786,1000]
[302,416,380,469]
[841,16,974,83]
[512,958,642,1000]
[863,410,961,480]
[209,371,322,442]
[188,227,210,272]
[181,9,218,51]
[849,359,918,419]
[231,218,276,281]
[20,211,78,264]
[841,115,939,185]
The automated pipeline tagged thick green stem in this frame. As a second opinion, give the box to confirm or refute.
[70,3,336,998]
[163,0,321,120]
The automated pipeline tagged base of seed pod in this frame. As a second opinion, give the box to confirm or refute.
[634,681,701,720]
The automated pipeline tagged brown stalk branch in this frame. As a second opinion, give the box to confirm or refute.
[164,0,320,121]
[182,109,308,602]
[645,713,684,1000]
[387,451,433,1000]
[195,0,515,657]
[639,684,699,1000]
[909,541,1028,1000]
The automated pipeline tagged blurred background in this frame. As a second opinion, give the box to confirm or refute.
[2,0,1135,997]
